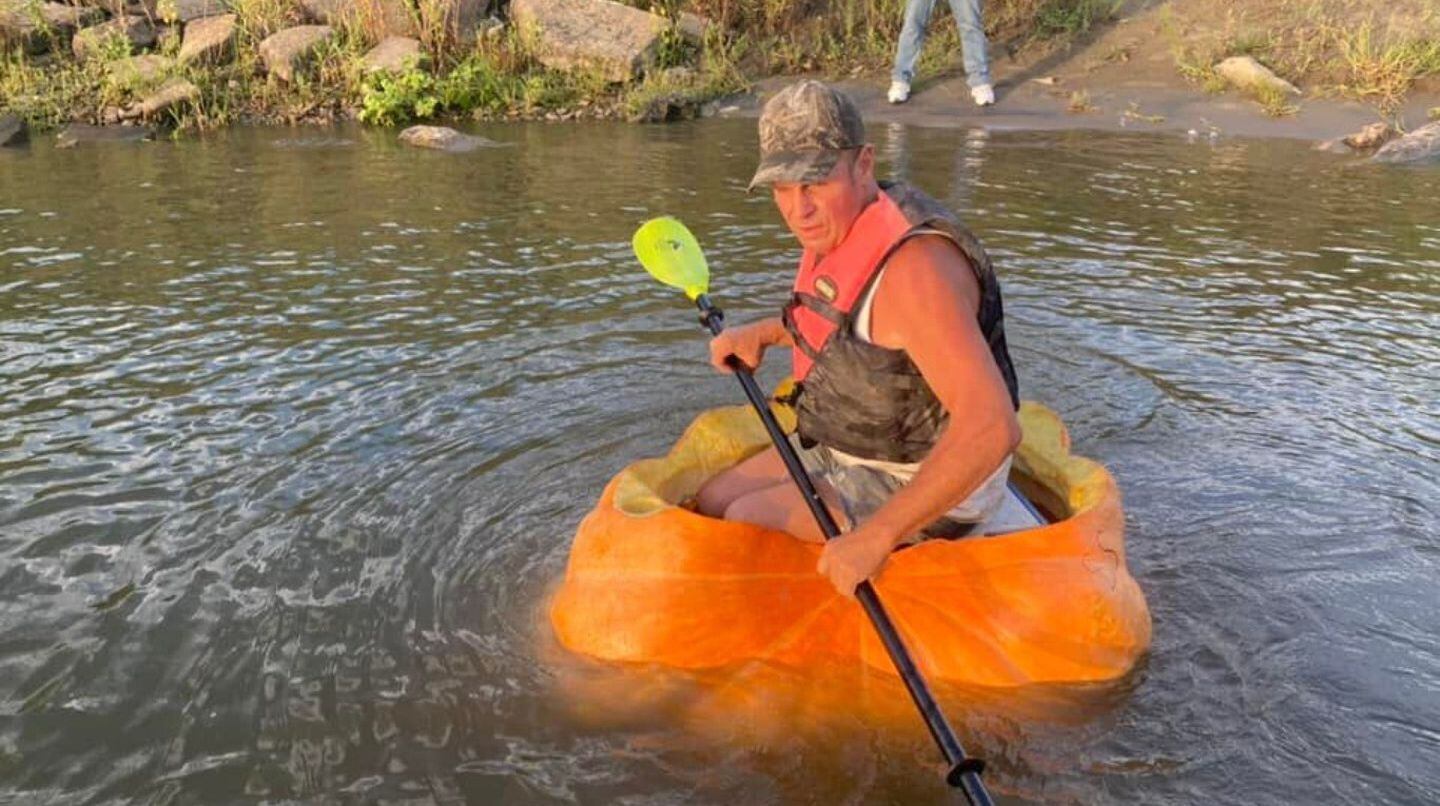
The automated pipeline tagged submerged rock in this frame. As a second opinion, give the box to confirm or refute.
[258,25,333,83]
[1215,55,1299,96]
[1372,122,1440,164]
[1315,122,1398,155]
[362,35,423,74]
[178,13,236,65]
[55,123,154,148]
[510,0,666,83]
[1344,122,1398,151]
[1,113,26,147]
[398,125,500,153]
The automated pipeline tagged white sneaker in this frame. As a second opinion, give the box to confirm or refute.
[971,84,995,106]
[887,80,910,104]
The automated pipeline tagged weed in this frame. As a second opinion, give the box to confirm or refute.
[1034,0,1120,39]
[358,66,435,125]
[1225,29,1272,59]
[1066,88,1092,113]
[1121,101,1163,124]
[1251,82,1297,117]
[1336,20,1440,110]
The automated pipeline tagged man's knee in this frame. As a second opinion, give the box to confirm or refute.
[695,480,732,518]
[721,493,773,529]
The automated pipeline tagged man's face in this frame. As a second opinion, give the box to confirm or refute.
[771,147,875,256]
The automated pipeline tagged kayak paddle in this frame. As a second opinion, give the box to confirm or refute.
[632,216,994,806]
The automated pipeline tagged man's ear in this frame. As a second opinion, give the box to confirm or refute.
[854,145,877,181]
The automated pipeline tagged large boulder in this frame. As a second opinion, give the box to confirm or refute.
[510,0,667,83]
[72,15,156,60]
[159,0,228,24]
[362,35,423,73]
[1,1,105,54]
[258,24,333,82]
[177,13,235,65]
[1215,55,1300,96]
[119,76,199,119]
[1,113,26,147]
[398,125,500,152]
[417,0,487,48]
[298,0,416,37]
[1372,122,1440,164]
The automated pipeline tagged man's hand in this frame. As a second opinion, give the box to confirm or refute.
[708,317,786,373]
[816,526,897,598]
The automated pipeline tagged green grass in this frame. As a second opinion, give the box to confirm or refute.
[1335,20,1440,110]
[1034,0,1122,39]
[1251,81,1298,117]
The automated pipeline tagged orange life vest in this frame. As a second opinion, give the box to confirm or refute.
[788,191,915,380]
[779,182,1018,464]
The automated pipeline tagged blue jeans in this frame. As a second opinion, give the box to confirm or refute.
[891,0,990,89]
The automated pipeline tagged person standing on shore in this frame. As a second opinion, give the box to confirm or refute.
[887,0,995,107]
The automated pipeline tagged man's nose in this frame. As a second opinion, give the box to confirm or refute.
[790,188,816,217]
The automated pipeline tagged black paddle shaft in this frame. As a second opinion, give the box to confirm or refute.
[695,295,993,806]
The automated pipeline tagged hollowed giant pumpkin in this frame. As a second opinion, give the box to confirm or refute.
[549,400,1150,687]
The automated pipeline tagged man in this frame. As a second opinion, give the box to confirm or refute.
[887,0,995,106]
[696,80,1022,598]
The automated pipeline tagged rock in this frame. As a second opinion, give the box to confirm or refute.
[1,1,105,54]
[1,113,27,147]
[1372,122,1440,164]
[110,53,172,85]
[417,0,486,46]
[1215,55,1299,96]
[258,25,333,83]
[398,125,499,152]
[1343,122,1397,151]
[676,10,710,42]
[120,76,199,119]
[160,0,228,23]
[510,0,666,83]
[362,36,423,73]
[178,13,235,65]
[40,2,104,32]
[55,123,153,148]
[72,15,156,60]
[299,0,415,37]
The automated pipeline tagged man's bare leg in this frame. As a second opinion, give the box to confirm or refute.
[695,446,788,517]
[696,447,849,542]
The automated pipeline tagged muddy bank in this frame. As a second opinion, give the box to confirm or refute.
[3,0,1437,151]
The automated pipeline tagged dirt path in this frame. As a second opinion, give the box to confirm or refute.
[724,2,1439,144]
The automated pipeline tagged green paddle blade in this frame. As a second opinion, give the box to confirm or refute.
[633,217,710,300]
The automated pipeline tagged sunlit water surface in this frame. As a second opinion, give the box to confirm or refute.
[1,120,1437,804]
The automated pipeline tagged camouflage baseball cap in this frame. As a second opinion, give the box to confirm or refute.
[748,80,865,192]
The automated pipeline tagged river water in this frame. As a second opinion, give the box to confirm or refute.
[1,120,1436,804]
